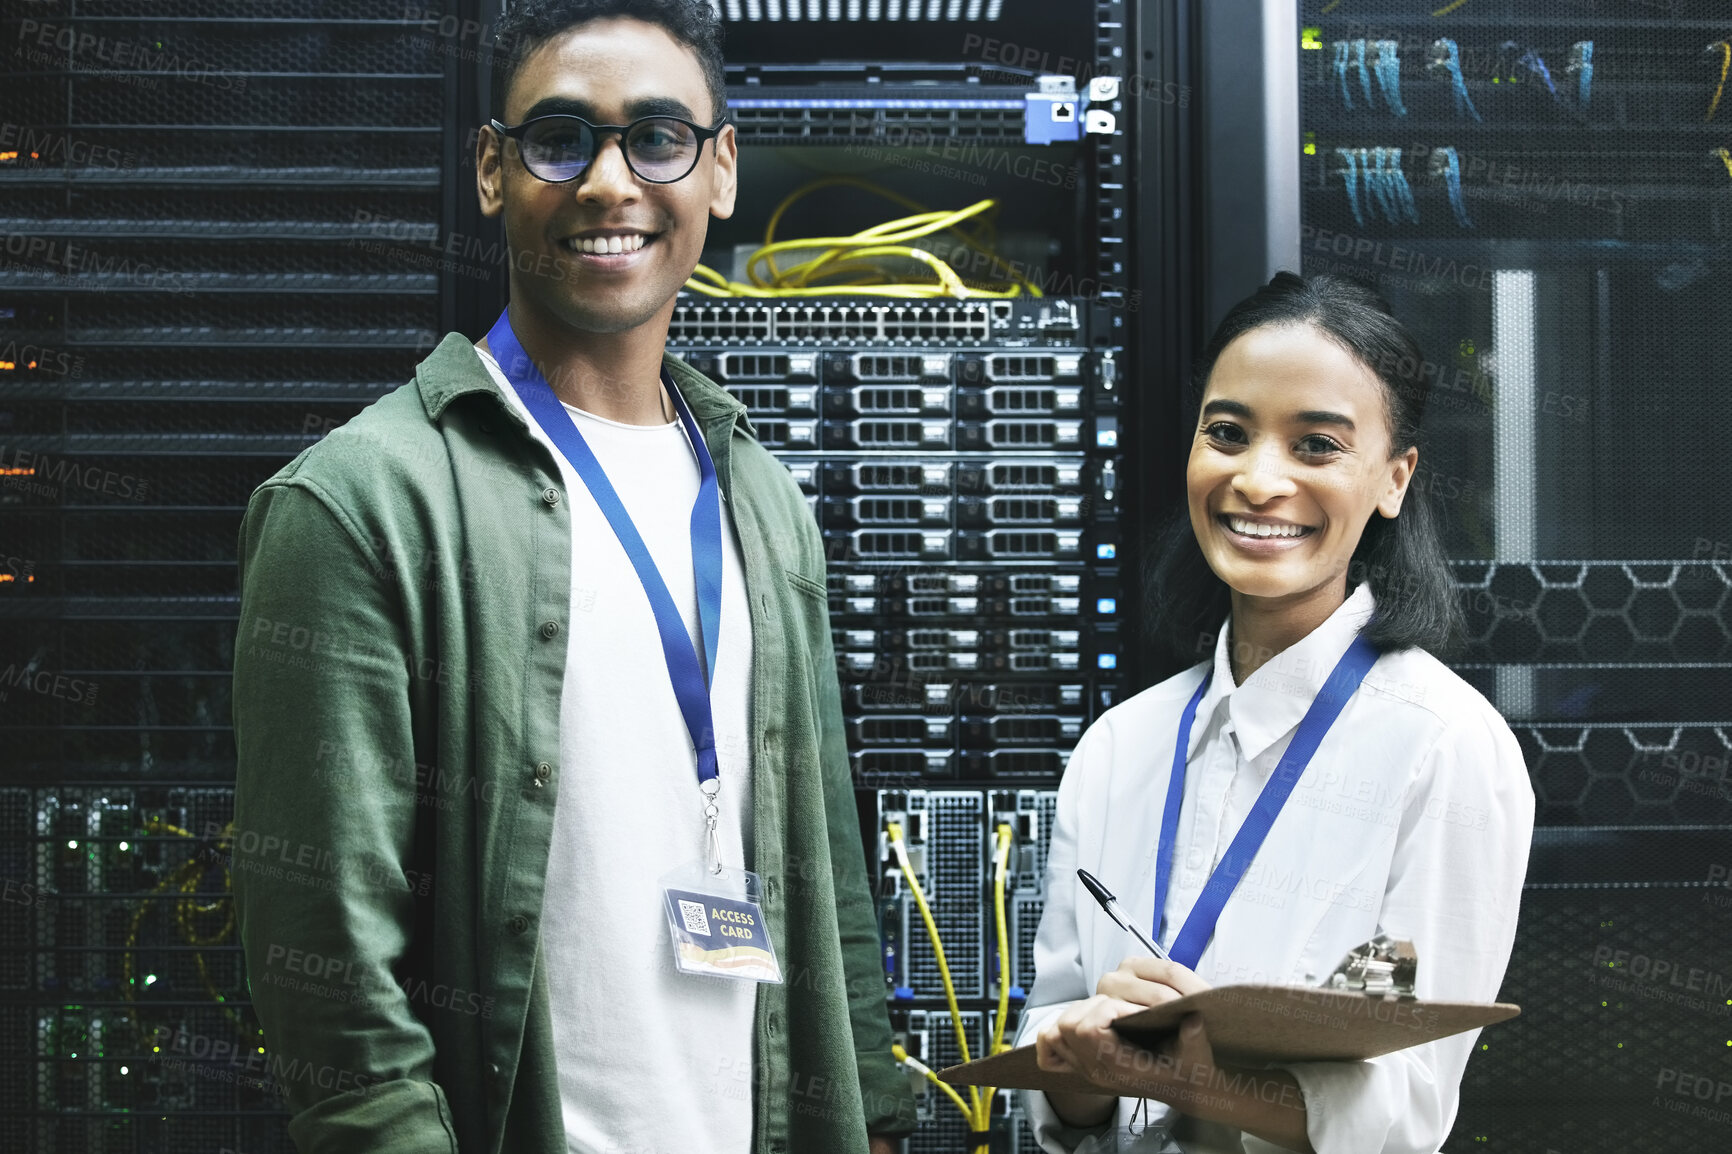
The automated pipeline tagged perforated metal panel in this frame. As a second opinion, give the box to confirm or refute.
[898,1008,990,1154]
[1300,4,1732,1148]
[1,3,451,1150]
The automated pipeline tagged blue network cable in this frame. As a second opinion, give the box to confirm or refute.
[1430,38,1481,122]
[1517,48,1561,103]
[1569,41,1594,110]
[1333,41,1353,109]
[1374,40,1407,117]
[1353,39,1374,108]
[1433,147,1474,229]
[1336,148,1365,226]
[1388,148,1420,223]
[1365,148,1396,221]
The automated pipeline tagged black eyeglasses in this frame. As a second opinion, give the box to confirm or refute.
[489,113,728,185]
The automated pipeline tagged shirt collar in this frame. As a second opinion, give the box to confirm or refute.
[1193,581,1378,763]
[413,330,751,438]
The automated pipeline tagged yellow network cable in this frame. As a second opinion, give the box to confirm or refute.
[886,819,1018,1154]
[980,823,1015,1115]
[1715,148,1732,183]
[892,1041,973,1120]
[685,177,1043,299]
[886,821,980,1120]
[1711,42,1732,123]
[123,817,243,1043]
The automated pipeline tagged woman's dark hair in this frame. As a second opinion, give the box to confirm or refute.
[1143,271,1463,662]
[492,0,728,125]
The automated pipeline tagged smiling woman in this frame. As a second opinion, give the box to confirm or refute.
[1016,273,1533,1154]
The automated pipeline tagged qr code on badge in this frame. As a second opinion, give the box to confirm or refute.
[678,899,711,936]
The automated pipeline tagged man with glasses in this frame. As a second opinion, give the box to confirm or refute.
[231,2,916,1152]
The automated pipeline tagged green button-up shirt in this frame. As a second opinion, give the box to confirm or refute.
[231,333,918,1154]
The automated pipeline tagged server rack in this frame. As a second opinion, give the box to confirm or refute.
[676,5,1188,1150]
[1281,2,1732,1148]
[0,2,473,1151]
[0,2,1202,1152]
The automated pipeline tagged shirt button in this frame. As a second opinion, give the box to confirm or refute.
[489,1062,501,1078]
[540,621,559,640]
[508,914,530,935]
[542,487,561,506]
[533,761,553,786]
[767,1013,780,1036]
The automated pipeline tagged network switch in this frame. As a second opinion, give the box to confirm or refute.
[668,296,1103,349]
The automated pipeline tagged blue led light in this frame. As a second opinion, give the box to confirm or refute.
[1096,543,1116,560]
[1096,598,1117,614]
[1098,654,1118,669]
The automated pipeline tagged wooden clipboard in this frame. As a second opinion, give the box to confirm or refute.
[938,985,1520,1095]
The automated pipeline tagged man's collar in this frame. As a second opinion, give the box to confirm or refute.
[415,330,751,435]
[1192,581,1378,763]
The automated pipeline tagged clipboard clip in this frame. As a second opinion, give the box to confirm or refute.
[1325,933,1418,999]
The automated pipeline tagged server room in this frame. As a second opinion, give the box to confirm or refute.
[2,1,1728,1152]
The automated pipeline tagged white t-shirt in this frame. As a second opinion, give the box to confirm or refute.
[481,347,757,1154]
[1017,582,1535,1154]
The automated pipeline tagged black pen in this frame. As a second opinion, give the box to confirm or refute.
[1077,867,1171,961]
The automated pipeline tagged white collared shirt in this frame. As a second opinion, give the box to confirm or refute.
[1017,583,1535,1154]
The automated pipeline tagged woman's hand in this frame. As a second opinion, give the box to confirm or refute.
[1033,958,1211,1126]
[1035,959,1314,1153]
[1096,956,1212,1005]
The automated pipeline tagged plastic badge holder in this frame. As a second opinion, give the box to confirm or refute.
[660,861,783,985]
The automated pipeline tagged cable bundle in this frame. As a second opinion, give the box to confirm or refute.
[686,178,1042,299]
[1336,147,1419,227]
[123,817,246,1044]
[1332,39,1405,117]
[1431,146,1475,229]
[1373,40,1408,116]
[1569,41,1594,111]
[886,820,1016,1154]
[1428,38,1482,123]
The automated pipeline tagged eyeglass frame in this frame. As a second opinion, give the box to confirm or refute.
[487,112,731,186]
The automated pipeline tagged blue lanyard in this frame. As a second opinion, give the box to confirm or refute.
[1152,633,1380,969]
[485,308,724,788]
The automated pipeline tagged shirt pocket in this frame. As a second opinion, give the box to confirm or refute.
[783,568,826,602]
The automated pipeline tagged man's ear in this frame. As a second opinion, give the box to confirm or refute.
[709,123,738,222]
[477,123,504,219]
[1378,445,1419,519]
